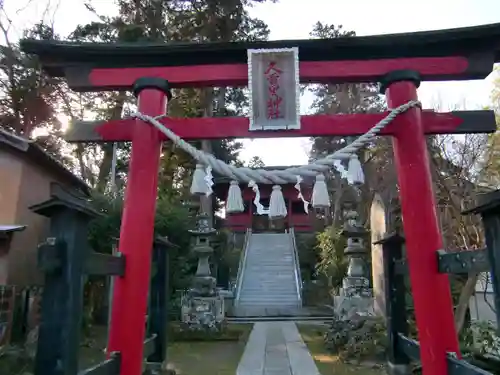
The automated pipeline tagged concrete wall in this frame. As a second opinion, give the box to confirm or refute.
[0,239,9,285]
[0,148,82,286]
[8,157,55,285]
[0,151,23,285]
[0,151,23,224]
[470,272,497,327]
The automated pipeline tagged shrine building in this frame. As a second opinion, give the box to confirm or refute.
[213,166,314,233]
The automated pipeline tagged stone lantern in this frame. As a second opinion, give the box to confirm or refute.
[189,213,217,296]
[334,186,373,319]
[341,207,371,298]
[181,213,225,330]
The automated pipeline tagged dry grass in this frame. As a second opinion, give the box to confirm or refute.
[297,323,385,375]
[166,323,252,375]
[80,323,253,375]
[0,323,253,375]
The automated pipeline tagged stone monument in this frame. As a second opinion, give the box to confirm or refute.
[370,193,387,317]
[181,213,225,330]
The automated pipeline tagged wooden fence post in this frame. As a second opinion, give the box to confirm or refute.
[376,233,410,375]
[30,192,99,375]
[146,236,171,367]
[463,190,500,332]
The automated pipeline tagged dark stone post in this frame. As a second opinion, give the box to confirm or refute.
[146,236,171,366]
[463,189,500,332]
[376,233,409,375]
[30,192,99,375]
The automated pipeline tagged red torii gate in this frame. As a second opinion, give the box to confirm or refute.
[21,23,500,375]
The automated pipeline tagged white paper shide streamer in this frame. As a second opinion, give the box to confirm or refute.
[311,174,330,209]
[204,166,214,196]
[190,164,208,195]
[226,180,245,213]
[347,155,364,184]
[268,185,287,219]
[294,176,309,214]
[248,180,265,215]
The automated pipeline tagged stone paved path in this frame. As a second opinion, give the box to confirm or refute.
[236,322,321,375]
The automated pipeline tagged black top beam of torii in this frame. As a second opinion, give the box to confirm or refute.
[21,23,500,72]
[20,22,500,79]
[18,22,500,141]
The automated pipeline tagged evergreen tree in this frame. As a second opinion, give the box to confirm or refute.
[64,0,273,197]
[247,155,265,168]
[307,22,387,225]
[308,22,384,161]
[0,23,73,163]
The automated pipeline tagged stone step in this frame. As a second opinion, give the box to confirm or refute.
[237,303,301,308]
[241,288,297,293]
[241,291,297,295]
[242,280,295,285]
[244,271,294,275]
[240,289,297,293]
[239,292,298,297]
[239,299,299,304]
[236,303,301,309]
[246,258,294,262]
[246,258,293,262]
[237,301,300,306]
[239,297,300,303]
[234,233,302,317]
[230,306,304,317]
[246,259,295,267]
[240,291,298,297]
[241,285,297,289]
[239,292,299,297]
[245,264,294,268]
[241,284,296,289]
[226,316,332,322]
[248,250,292,252]
[242,278,297,284]
[244,267,294,270]
[244,271,294,274]
[240,290,297,298]
[243,274,295,279]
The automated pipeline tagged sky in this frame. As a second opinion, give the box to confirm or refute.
[3,0,500,166]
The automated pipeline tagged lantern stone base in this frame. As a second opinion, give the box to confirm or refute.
[334,276,374,320]
[190,276,217,297]
[181,295,225,331]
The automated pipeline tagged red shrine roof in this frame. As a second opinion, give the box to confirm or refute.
[20,23,500,79]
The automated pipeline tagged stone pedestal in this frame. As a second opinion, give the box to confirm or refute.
[181,296,225,329]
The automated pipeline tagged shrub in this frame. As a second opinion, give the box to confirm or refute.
[324,315,387,362]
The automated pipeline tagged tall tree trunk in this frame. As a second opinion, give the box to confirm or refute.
[455,274,478,334]
[95,94,126,192]
[200,88,215,225]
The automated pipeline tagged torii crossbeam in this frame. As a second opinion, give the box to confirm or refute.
[21,22,500,375]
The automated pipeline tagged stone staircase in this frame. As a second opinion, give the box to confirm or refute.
[233,231,302,317]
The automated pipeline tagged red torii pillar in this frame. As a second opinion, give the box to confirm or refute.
[382,71,460,375]
[106,78,171,375]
